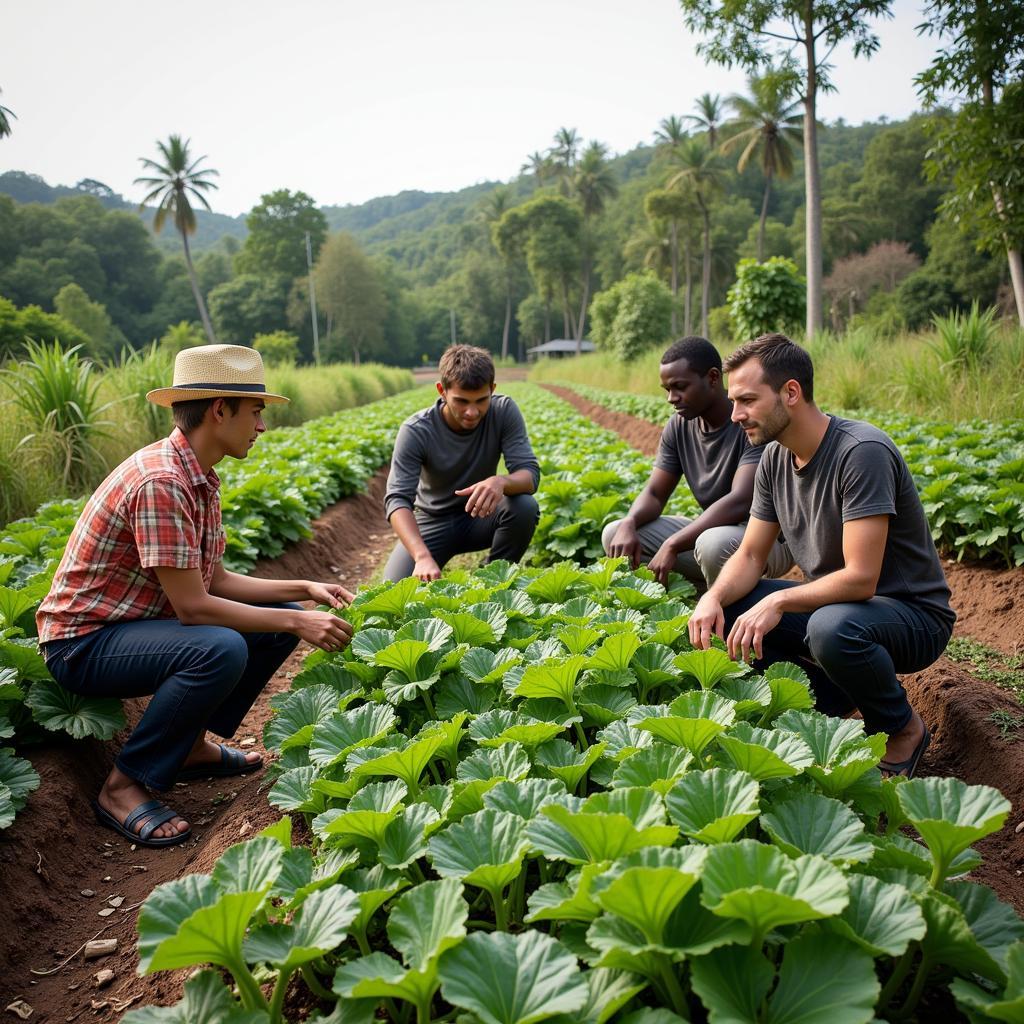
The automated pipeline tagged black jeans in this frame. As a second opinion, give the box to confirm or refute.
[723,580,952,735]
[43,604,301,791]
[384,494,540,581]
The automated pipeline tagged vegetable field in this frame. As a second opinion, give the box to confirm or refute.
[0,381,1022,1023]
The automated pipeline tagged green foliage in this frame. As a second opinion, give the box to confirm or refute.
[929,302,999,370]
[315,233,388,364]
[53,283,127,360]
[0,296,89,360]
[158,320,205,355]
[253,330,300,367]
[726,257,805,341]
[208,273,290,346]
[235,189,327,281]
[590,273,673,362]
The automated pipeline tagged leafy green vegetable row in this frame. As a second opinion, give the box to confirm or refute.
[505,385,697,566]
[127,559,1021,1024]
[554,381,1024,568]
[0,386,437,829]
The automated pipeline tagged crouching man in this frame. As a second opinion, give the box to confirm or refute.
[688,333,955,778]
[36,344,355,847]
[383,344,540,582]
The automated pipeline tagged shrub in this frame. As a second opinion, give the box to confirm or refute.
[590,272,673,362]
[727,257,805,342]
[0,297,89,360]
[253,330,300,367]
[929,301,999,369]
[158,320,205,355]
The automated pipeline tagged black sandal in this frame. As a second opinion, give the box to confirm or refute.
[879,724,931,779]
[176,743,263,782]
[92,798,191,847]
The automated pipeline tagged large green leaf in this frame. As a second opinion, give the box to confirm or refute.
[457,743,531,784]
[438,930,588,1024]
[586,632,642,672]
[514,655,588,710]
[715,722,815,781]
[535,739,607,792]
[350,732,445,795]
[461,646,522,685]
[759,792,873,864]
[264,684,342,752]
[700,840,849,943]
[526,862,606,924]
[611,744,692,795]
[526,563,584,603]
[690,944,774,1024]
[379,803,441,870]
[26,678,125,740]
[577,683,637,728]
[483,778,567,820]
[547,968,647,1024]
[389,876,469,972]
[428,808,531,896]
[674,649,746,689]
[665,768,760,845]
[0,748,40,811]
[539,801,677,864]
[898,777,1011,884]
[470,709,564,749]
[309,703,397,767]
[774,710,885,796]
[824,874,926,957]
[636,691,736,758]
[318,780,406,846]
[951,940,1024,1024]
[243,885,359,972]
[354,577,421,617]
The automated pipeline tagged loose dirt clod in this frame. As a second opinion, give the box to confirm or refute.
[96,909,114,918]
[5,1000,32,1020]
[92,971,113,990]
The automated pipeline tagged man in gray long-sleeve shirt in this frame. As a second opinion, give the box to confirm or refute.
[383,344,540,582]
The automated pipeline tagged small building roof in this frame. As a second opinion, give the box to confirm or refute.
[526,339,597,354]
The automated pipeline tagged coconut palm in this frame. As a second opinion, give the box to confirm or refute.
[684,93,724,148]
[722,74,803,260]
[479,186,516,359]
[135,135,220,343]
[550,127,581,196]
[521,151,553,186]
[668,141,724,337]
[654,115,688,149]
[0,89,16,139]
[572,142,619,343]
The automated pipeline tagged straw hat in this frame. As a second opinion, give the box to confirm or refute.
[146,344,289,407]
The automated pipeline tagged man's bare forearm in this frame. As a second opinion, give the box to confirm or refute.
[501,468,537,495]
[211,571,312,604]
[389,507,431,559]
[706,545,767,607]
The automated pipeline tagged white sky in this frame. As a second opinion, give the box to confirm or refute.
[2,0,941,218]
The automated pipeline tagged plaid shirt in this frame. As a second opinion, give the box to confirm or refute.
[37,428,226,644]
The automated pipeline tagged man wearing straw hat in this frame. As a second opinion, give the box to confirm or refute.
[37,344,355,847]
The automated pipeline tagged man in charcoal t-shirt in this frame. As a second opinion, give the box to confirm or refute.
[603,336,792,590]
[383,344,540,582]
[688,333,954,778]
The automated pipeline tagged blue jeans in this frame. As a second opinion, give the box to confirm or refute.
[723,581,952,735]
[384,494,540,582]
[42,605,301,791]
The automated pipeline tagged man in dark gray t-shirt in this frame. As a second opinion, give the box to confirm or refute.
[603,336,792,590]
[383,345,540,582]
[688,333,954,779]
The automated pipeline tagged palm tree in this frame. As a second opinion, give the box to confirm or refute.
[479,186,516,359]
[654,115,688,150]
[685,93,724,148]
[521,151,552,186]
[135,135,220,343]
[0,89,16,139]
[572,142,618,344]
[722,74,803,261]
[645,188,697,335]
[550,127,580,196]
[668,141,724,337]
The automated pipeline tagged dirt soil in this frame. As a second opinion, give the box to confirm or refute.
[2,389,1023,1021]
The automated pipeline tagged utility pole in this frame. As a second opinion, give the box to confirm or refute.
[305,231,320,365]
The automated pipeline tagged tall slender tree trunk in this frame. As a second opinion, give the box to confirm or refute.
[577,258,592,349]
[181,228,217,344]
[803,18,824,337]
[543,291,552,343]
[684,234,693,336]
[701,203,711,338]
[501,270,512,360]
[758,172,773,262]
[669,219,679,335]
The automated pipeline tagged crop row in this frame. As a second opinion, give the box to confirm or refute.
[555,382,1024,568]
[0,386,438,829]
[126,559,1022,1024]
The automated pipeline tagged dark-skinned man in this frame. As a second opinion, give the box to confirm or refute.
[688,333,955,778]
[603,336,792,590]
[383,344,540,582]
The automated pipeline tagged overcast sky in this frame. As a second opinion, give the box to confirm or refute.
[2,0,942,218]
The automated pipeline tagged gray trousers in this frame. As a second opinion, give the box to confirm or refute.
[384,494,540,582]
[601,516,794,591]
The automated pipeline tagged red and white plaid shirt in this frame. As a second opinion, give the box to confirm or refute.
[37,428,226,644]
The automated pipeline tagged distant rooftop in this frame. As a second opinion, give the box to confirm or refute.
[526,339,596,356]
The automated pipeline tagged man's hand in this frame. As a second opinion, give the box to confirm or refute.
[295,610,354,652]
[454,476,505,518]
[726,594,783,664]
[648,538,679,586]
[306,582,355,608]
[607,521,643,569]
[688,593,725,650]
[413,554,442,582]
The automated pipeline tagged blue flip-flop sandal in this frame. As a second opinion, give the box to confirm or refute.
[92,798,191,848]
[176,742,263,782]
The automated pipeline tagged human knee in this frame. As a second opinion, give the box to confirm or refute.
[505,493,540,526]
[193,627,249,682]
[694,527,741,575]
[804,606,861,664]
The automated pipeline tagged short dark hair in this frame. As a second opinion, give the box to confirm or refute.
[438,344,495,390]
[723,333,814,402]
[661,336,722,376]
[172,395,242,432]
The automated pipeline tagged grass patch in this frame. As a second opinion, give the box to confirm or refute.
[988,709,1024,742]
[945,637,1024,700]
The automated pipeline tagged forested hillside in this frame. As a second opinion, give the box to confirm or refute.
[0,111,1009,365]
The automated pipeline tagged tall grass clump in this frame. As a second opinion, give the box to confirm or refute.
[100,343,174,445]
[0,341,117,493]
[928,302,998,370]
